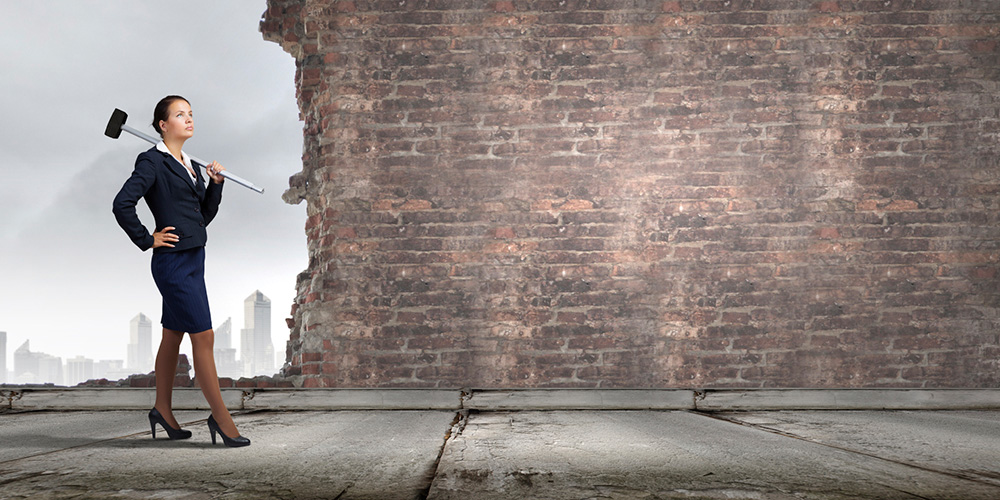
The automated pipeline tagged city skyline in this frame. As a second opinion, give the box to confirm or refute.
[3,290,282,386]
[0,2,307,383]
[13,340,63,385]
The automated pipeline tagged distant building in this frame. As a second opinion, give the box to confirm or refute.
[217,317,233,349]
[14,340,39,384]
[213,317,240,379]
[13,340,63,385]
[240,290,274,377]
[94,359,131,381]
[127,313,153,374]
[0,331,6,384]
[65,356,95,386]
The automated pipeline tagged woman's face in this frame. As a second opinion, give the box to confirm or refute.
[159,100,193,141]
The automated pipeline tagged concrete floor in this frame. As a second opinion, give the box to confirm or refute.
[1,409,999,499]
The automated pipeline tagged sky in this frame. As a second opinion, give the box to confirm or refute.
[0,1,307,380]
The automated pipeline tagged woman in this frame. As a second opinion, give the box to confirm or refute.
[112,95,250,447]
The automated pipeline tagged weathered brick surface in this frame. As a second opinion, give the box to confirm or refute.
[261,0,1000,388]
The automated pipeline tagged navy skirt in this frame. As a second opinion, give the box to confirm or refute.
[151,246,212,333]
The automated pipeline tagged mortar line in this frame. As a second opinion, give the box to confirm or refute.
[689,410,1000,490]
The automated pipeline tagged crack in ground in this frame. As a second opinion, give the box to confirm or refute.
[0,428,158,467]
[0,390,20,411]
[0,411,255,467]
[880,483,937,500]
[417,409,469,500]
[691,410,1000,492]
[0,469,55,487]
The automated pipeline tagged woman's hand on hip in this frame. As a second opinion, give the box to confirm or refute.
[152,226,178,249]
[206,161,225,184]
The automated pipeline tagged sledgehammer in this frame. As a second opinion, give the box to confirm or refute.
[105,108,264,194]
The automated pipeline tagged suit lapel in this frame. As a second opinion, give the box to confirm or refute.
[192,161,207,199]
[161,151,202,199]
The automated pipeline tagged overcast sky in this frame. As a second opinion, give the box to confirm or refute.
[0,1,307,380]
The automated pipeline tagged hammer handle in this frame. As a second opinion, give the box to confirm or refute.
[120,124,265,194]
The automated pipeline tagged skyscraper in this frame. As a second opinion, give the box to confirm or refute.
[240,290,274,377]
[94,359,131,381]
[217,317,233,349]
[65,356,95,386]
[127,313,153,374]
[0,331,7,384]
[14,340,37,384]
[214,317,240,379]
[13,340,63,385]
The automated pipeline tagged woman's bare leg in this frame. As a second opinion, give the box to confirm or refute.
[153,328,185,429]
[190,329,241,437]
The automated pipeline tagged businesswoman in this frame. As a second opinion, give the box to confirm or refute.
[113,95,249,447]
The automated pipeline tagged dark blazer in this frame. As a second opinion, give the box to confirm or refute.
[113,146,223,253]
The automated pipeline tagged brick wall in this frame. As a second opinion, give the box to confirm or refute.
[261,0,1000,388]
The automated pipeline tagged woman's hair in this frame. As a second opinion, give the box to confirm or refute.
[151,95,189,137]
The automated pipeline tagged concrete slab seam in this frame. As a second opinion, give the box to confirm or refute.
[691,411,1000,491]
[6,388,1000,410]
[460,388,473,409]
[0,422,172,467]
[418,409,468,500]
[693,389,1000,411]
[693,389,706,410]
[240,390,255,409]
[0,390,14,410]
[0,470,52,488]
[416,388,471,499]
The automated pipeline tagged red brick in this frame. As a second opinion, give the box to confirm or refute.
[660,1,681,13]
[263,0,1000,390]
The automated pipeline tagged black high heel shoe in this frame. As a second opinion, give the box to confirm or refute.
[207,414,251,447]
[148,408,192,440]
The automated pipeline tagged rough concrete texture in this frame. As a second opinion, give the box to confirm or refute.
[3,409,999,499]
[0,410,455,499]
[718,410,1000,487]
[428,411,1000,499]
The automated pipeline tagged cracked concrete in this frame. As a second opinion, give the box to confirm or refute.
[1,409,999,499]
[427,411,1000,500]
[0,410,455,499]
[713,410,1000,488]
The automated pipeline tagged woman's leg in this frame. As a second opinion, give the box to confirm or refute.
[190,329,241,437]
[153,328,185,429]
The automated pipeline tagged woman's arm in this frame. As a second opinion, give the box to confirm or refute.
[112,155,157,251]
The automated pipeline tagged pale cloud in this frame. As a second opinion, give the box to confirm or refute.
[0,0,306,372]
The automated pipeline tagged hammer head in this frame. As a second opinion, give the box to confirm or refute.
[104,108,128,139]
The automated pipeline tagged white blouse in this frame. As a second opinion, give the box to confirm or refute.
[156,141,197,184]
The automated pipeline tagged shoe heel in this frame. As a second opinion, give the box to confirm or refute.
[148,408,192,440]
[207,414,250,448]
